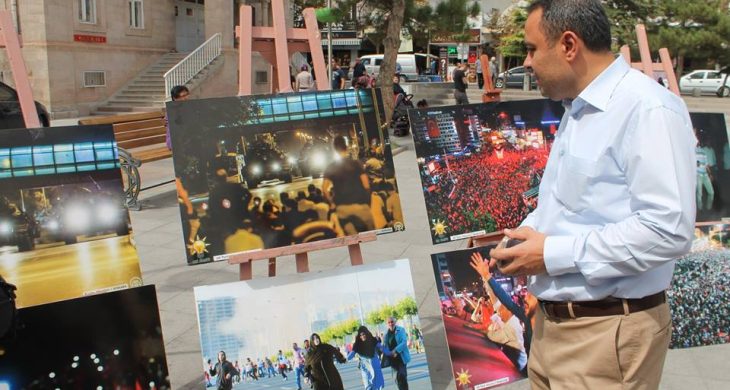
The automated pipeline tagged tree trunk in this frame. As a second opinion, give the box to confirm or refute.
[380,0,406,126]
[676,53,685,85]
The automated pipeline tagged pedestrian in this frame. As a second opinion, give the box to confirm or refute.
[352,57,367,88]
[489,1,696,389]
[293,342,307,390]
[295,64,315,92]
[384,317,410,390]
[489,57,498,87]
[475,56,484,89]
[304,333,347,390]
[347,326,385,390]
[277,350,289,380]
[209,351,238,390]
[453,62,469,105]
[165,85,189,150]
[331,60,346,90]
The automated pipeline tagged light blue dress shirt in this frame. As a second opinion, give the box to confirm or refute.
[522,57,697,301]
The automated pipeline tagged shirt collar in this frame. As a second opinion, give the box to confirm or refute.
[571,56,630,114]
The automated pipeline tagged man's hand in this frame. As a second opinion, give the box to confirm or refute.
[489,227,547,276]
[469,252,492,281]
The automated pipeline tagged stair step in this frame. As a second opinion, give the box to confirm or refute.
[96,106,136,112]
[114,95,165,101]
[108,100,163,106]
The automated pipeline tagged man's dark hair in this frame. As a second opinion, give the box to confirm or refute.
[527,0,612,52]
[333,135,347,152]
[171,85,189,101]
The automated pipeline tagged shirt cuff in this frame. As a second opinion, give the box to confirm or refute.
[544,235,578,276]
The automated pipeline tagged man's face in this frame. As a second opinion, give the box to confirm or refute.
[387,318,396,331]
[218,352,226,362]
[293,343,298,350]
[523,8,571,100]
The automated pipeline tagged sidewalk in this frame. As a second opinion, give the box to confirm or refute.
[56,114,730,389]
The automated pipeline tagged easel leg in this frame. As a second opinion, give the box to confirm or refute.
[268,258,277,277]
[239,260,253,280]
[348,243,364,266]
[295,253,309,273]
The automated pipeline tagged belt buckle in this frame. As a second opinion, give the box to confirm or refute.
[540,301,555,320]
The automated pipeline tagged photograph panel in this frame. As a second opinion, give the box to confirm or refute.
[168,89,405,265]
[669,223,730,348]
[691,113,729,222]
[0,285,170,388]
[431,246,535,389]
[0,125,142,308]
[409,99,564,244]
[193,259,431,389]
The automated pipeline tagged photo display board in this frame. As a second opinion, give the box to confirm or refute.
[0,285,170,388]
[691,113,729,222]
[408,99,564,244]
[193,259,431,389]
[431,246,534,389]
[669,223,730,348]
[167,89,405,265]
[0,125,142,308]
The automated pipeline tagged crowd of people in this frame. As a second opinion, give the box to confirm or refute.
[204,320,420,390]
[422,147,549,240]
[668,250,730,348]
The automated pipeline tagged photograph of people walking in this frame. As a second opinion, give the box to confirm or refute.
[167,89,404,265]
[193,259,431,389]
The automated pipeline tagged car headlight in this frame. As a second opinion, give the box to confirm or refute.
[251,164,262,175]
[65,204,91,231]
[0,221,12,235]
[271,162,281,172]
[287,156,297,165]
[311,152,327,168]
[96,202,119,224]
[46,219,60,231]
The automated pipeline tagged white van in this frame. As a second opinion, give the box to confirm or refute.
[349,53,437,82]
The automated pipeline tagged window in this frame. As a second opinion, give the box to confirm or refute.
[689,72,706,80]
[255,71,268,84]
[78,0,96,24]
[0,85,16,102]
[83,71,106,87]
[129,0,144,29]
[707,72,722,79]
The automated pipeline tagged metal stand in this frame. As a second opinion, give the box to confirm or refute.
[620,24,680,96]
[0,11,40,128]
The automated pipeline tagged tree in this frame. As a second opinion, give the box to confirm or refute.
[649,0,730,77]
[395,296,419,327]
[603,0,656,49]
[494,6,527,70]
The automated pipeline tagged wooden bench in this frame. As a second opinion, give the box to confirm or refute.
[78,110,171,163]
[78,110,171,209]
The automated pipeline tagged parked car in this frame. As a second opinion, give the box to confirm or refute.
[0,196,38,252]
[495,66,538,89]
[0,81,50,129]
[679,69,730,97]
[347,53,438,82]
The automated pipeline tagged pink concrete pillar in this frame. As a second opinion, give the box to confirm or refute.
[238,5,253,96]
[0,11,40,128]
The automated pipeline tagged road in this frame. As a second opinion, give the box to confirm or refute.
[226,351,432,389]
[0,235,142,308]
[441,315,525,389]
[249,177,324,203]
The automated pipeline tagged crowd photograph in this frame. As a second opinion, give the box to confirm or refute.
[408,99,563,243]
[0,286,170,388]
[669,224,730,349]
[432,246,536,389]
[0,126,142,308]
[167,90,404,264]
[194,259,431,389]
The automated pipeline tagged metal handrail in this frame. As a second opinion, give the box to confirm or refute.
[164,33,222,100]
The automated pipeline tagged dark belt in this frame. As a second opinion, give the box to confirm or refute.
[539,291,666,319]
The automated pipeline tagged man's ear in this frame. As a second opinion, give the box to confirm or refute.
[561,31,580,61]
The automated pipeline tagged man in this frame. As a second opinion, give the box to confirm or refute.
[165,85,190,150]
[277,349,289,380]
[385,317,410,390]
[489,1,696,388]
[322,136,374,235]
[475,56,484,89]
[486,302,528,375]
[352,57,367,87]
[293,342,306,390]
[489,57,499,87]
[453,62,469,105]
[209,351,238,390]
[331,60,346,90]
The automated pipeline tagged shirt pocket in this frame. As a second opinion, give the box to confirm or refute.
[552,153,599,213]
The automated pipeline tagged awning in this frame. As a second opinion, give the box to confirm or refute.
[321,38,361,46]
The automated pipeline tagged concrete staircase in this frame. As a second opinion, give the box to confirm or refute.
[93,53,189,115]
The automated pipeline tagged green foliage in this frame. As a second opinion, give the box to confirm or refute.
[495,7,527,60]
[395,296,419,318]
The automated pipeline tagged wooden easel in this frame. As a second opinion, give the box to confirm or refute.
[479,54,502,103]
[0,11,40,128]
[620,24,680,96]
[228,2,379,280]
[235,0,328,95]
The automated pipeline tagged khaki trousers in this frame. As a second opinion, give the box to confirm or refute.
[528,301,671,390]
